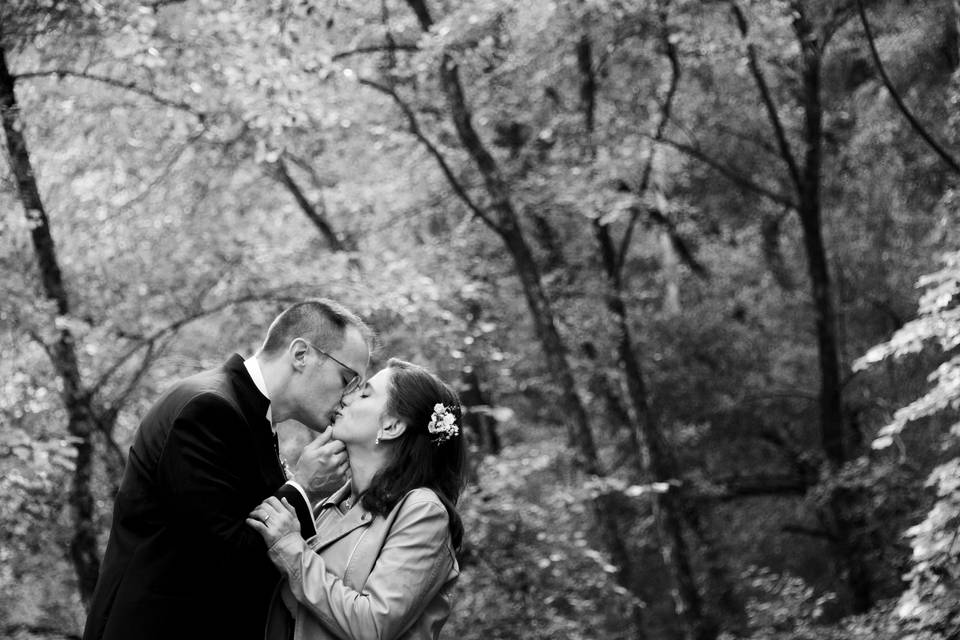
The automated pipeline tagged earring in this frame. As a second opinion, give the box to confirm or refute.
[375,429,382,445]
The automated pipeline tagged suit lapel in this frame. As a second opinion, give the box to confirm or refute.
[223,354,286,487]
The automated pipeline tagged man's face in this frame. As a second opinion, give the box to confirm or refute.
[295,326,369,432]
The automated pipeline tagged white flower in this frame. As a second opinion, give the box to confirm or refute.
[427,404,460,444]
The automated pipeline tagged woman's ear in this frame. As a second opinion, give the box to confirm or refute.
[378,418,407,442]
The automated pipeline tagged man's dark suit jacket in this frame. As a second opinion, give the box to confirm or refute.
[82,354,316,640]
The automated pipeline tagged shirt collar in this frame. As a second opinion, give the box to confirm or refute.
[243,355,273,426]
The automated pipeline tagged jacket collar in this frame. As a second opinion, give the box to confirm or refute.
[224,353,271,420]
[317,482,353,510]
[311,483,373,550]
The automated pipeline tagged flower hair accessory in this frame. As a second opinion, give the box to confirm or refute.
[427,403,460,444]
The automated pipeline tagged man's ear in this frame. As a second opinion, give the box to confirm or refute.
[289,339,310,372]
[378,418,407,442]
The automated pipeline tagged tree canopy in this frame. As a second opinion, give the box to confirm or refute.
[2,0,960,638]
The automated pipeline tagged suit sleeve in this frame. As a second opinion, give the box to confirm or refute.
[156,392,316,549]
[277,482,316,538]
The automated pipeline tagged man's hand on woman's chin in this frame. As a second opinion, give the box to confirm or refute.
[291,427,350,500]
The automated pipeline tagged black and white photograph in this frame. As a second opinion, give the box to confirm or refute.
[2,0,959,638]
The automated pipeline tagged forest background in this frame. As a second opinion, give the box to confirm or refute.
[2,0,960,638]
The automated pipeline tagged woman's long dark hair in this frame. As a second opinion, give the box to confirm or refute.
[360,358,467,550]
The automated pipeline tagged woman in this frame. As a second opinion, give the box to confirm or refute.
[247,358,467,640]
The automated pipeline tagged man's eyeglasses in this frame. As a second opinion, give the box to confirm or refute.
[301,340,362,395]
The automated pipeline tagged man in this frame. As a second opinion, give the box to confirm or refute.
[82,299,373,640]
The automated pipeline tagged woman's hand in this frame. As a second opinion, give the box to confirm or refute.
[246,496,300,547]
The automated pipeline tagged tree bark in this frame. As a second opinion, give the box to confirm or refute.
[0,45,100,604]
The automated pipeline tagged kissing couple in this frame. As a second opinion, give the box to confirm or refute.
[81,298,467,640]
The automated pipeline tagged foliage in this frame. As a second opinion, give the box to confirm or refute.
[2,0,960,638]
[852,247,960,640]
[449,437,641,640]
[854,250,960,448]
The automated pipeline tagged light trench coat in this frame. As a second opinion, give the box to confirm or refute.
[264,483,460,640]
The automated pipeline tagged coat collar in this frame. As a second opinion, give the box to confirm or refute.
[310,483,374,550]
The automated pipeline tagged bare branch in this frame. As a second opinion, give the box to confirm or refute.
[146,0,188,9]
[267,156,347,251]
[332,43,420,61]
[114,129,208,210]
[27,328,57,366]
[656,134,797,209]
[96,340,160,432]
[711,120,782,159]
[357,76,499,230]
[727,0,802,191]
[704,473,810,502]
[88,290,302,399]
[282,152,328,191]
[855,0,960,175]
[14,69,204,119]
[619,0,682,273]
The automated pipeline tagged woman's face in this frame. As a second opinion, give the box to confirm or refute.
[330,367,394,446]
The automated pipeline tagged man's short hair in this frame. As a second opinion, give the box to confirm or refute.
[258,299,373,357]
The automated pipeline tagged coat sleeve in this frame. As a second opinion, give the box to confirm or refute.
[277,482,317,538]
[267,496,456,640]
[155,392,270,551]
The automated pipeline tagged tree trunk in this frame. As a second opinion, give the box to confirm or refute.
[595,221,716,640]
[794,21,845,468]
[794,8,873,612]
[402,0,602,473]
[497,218,601,472]
[459,368,501,455]
[403,4,646,633]
[0,46,100,604]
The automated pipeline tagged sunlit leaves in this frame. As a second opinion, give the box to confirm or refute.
[891,457,960,635]
[854,251,960,449]
[854,247,960,635]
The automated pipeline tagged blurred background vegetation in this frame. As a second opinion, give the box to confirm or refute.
[2,0,960,638]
